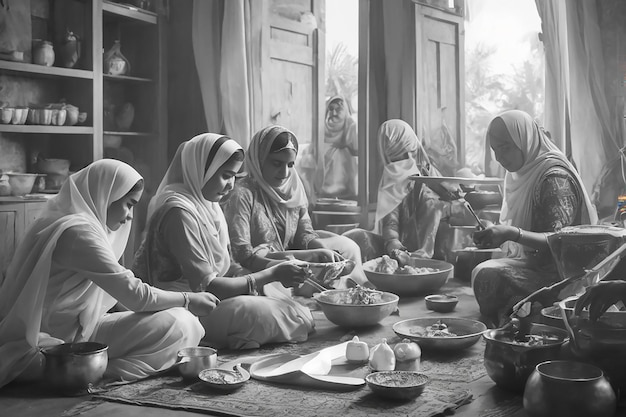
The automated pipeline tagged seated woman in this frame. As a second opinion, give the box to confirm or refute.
[471,110,597,327]
[132,133,313,350]
[0,159,218,388]
[344,119,472,265]
[222,125,369,289]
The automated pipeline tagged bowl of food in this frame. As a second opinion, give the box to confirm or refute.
[425,294,458,313]
[198,365,250,392]
[362,255,453,296]
[365,371,429,400]
[7,172,43,196]
[393,317,487,351]
[42,342,108,396]
[314,287,399,328]
[482,323,568,393]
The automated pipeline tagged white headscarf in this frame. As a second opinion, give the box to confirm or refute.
[147,133,243,278]
[495,110,598,231]
[246,125,309,209]
[373,119,434,233]
[324,95,355,145]
[0,159,142,388]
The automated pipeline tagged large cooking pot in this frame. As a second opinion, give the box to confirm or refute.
[559,296,626,400]
[42,342,108,395]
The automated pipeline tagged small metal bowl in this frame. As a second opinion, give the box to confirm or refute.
[198,366,250,392]
[177,347,217,380]
[425,294,458,313]
[365,371,429,400]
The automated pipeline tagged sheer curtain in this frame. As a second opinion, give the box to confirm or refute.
[536,0,624,218]
[192,0,260,149]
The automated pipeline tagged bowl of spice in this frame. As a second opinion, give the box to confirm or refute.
[198,365,250,392]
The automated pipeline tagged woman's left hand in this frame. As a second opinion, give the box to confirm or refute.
[473,224,513,248]
[574,280,626,321]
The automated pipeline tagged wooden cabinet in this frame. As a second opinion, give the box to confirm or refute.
[0,198,47,281]
[0,0,166,192]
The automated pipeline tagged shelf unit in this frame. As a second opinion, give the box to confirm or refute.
[0,0,167,273]
[0,0,166,182]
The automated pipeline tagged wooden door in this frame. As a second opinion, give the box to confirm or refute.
[259,0,325,198]
[415,4,465,171]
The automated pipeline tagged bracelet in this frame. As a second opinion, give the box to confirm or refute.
[245,274,259,296]
[515,227,523,242]
[182,292,190,310]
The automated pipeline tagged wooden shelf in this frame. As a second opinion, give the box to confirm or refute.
[103,130,154,136]
[104,74,153,83]
[0,125,94,134]
[0,61,93,79]
[102,1,157,24]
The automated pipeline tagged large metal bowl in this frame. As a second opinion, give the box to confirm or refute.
[393,317,487,351]
[482,323,568,393]
[42,342,108,396]
[315,289,399,328]
[362,257,453,297]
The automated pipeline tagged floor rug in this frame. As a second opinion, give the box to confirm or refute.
[95,374,471,417]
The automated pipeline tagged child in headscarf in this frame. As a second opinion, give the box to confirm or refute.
[223,125,369,288]
[471,110,598,326]
[133,134,314,349]
[0,159,218,388]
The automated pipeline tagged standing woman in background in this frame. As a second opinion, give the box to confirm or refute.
[0,159,217,388]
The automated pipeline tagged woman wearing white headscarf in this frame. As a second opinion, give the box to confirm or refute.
[224,125,369,288]
[472,110,599,327]
[133,133,314,349]
[345,119,470,263]
[0,159,217,389]
[317,95,359,198]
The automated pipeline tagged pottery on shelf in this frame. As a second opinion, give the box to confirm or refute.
[32,40,55,66]
[58,29,81,68]
[104,40,130,76]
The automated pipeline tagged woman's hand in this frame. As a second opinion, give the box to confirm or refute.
[269,260,308,288]
[574,280,626,321]
[187,292,220,316]
[473,223,515,248]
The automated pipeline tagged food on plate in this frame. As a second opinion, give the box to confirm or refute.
[333,285,384,305]
[410,320,458,338]
[372,255,440,275]
[497,332,562,347]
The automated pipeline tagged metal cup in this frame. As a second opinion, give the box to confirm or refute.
[177,347,217,380]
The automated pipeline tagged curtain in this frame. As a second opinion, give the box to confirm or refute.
[192,0,259,149]
[536,0,623,218]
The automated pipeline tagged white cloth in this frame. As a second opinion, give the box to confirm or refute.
[0,159,204,387]
[148,133,243,279]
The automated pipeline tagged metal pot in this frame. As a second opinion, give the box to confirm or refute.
[177,346,217,380]
[523,360,616,417]
[42,342,108,396]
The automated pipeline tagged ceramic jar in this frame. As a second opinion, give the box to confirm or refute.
[58,29,81,68]
[33,40,55,66]
[523,360,616,417]
[103,40,130,76]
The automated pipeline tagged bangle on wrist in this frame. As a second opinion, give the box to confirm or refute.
[245,274,259,296]
[182,292,190,310]
[515,227,523,242]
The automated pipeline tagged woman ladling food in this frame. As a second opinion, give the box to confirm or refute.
[471,110,597,327]
[0,159,218,388]
[132,134,315,350]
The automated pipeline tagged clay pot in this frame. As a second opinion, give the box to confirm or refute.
[523,360,616,417]
[58,30,81,68]
[103,41,130,76]
[33,40,55,66]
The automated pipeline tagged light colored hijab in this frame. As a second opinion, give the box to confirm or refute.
[147,134,243,278]
[0,159,142,388]
[246,125,309,209]
[324,95,355,145]
[494,110,598,231]
[374,119,434,232]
